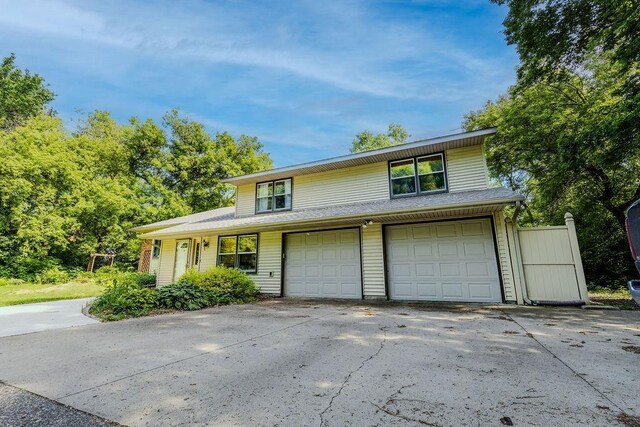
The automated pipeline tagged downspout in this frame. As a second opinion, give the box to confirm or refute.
[510,201,533,305]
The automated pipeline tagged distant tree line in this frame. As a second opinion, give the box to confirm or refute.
[0,54,272,279]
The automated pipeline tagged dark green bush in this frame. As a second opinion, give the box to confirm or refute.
[34,266,71,284]
[132,273,157,287]
[89,280,158,320]
[178,266,258,302]
[94,267,156,288]
[156,282,210,310]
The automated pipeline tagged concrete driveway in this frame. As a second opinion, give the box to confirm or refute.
[0,300,638,426]
[0,298,98,338]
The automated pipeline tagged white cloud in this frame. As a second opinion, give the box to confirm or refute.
[0,0,514,101]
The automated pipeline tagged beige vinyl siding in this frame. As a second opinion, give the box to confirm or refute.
[361,223,386,297]
[157,239,176,286]
[235,184,256,217]
[493,212,516,302]
[293,162,389,210]
[255,231,282,294]
[233,147,490,216]
[198,235,218,271]
[446,146,489,192]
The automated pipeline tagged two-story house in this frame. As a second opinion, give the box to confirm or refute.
[133,128,527,303]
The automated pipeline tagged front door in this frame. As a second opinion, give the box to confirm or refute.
[173,239,191,282]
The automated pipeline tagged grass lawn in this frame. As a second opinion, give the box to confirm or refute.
[0,280,105,307]
[589,287,638,310]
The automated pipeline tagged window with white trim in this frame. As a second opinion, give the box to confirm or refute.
[217,234,258,273]
[256,178,291,213]
[389,153,447,197]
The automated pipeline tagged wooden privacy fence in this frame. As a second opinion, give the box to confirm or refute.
[506,213,589,304]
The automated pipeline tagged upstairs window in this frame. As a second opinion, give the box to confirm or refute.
[390,159,416,196]
[256,178,292,213]
[389,153,447,197]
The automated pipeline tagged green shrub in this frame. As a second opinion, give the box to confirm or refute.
[94,267,155,288]
[0,277,26,287]
[132,273,157,288]
[90,280,158,320]
[178,266,258,302]
[156,282,210,310]
[34,266,71,284]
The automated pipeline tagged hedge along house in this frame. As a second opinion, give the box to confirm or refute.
[133,129,590,305]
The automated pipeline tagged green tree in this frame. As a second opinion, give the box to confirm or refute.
[350,123,409,153]
[464,56,639,287]
[0,54,55,131]
[493,0,639,86]
[162,109,272,212]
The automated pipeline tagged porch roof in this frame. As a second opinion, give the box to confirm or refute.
[140,187,523,238]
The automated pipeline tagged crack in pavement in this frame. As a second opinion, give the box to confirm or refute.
[502,310,624,413]
[55,307,346,401]
[371,401,441,426]
[318,326,388,427]
[370,383,442,426]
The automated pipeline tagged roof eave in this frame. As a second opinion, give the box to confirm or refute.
[139,194,521,239]
[222,128,496,186]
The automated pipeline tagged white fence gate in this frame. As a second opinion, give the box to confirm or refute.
[506,213,589,304]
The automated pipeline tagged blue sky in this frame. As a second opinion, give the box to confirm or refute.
[0,0,517,167]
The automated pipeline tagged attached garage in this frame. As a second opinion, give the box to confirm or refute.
[284,228,362,299]
[385,218,502,302]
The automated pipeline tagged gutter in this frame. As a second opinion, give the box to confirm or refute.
[139,195,524,239]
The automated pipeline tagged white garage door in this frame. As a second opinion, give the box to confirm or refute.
[284,229,362,299]
[386,218,501,302]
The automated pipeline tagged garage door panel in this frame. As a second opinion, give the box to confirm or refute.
[340,247,357,260]
[463,241,487,256]
[322,233,337,244]
[390,245,410,258]
[322,248,337,260]
[415,263,435,276]
[413,243,433,257]
[436,224,457,237]
[468,283,494,299]
[323,283,338,294]
[461,222,485,236]
[387,218,501,303]
[388,227,409,240]
[285,229,362,299]
[412,226,433,239]
[340,283,359,297]
[466,262,489,277]
[417,283,437,297]
[442,283,464,298]
[437,243,459,257]
[391,263,411,277]
[322,265,337,277]
[440,263,461,276]
[340,265,357,277]
[393,282,413,297]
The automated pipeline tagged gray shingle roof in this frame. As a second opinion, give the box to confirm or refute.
[130,206,235,232]
[222,128,497,185]
[141,187,523,238]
